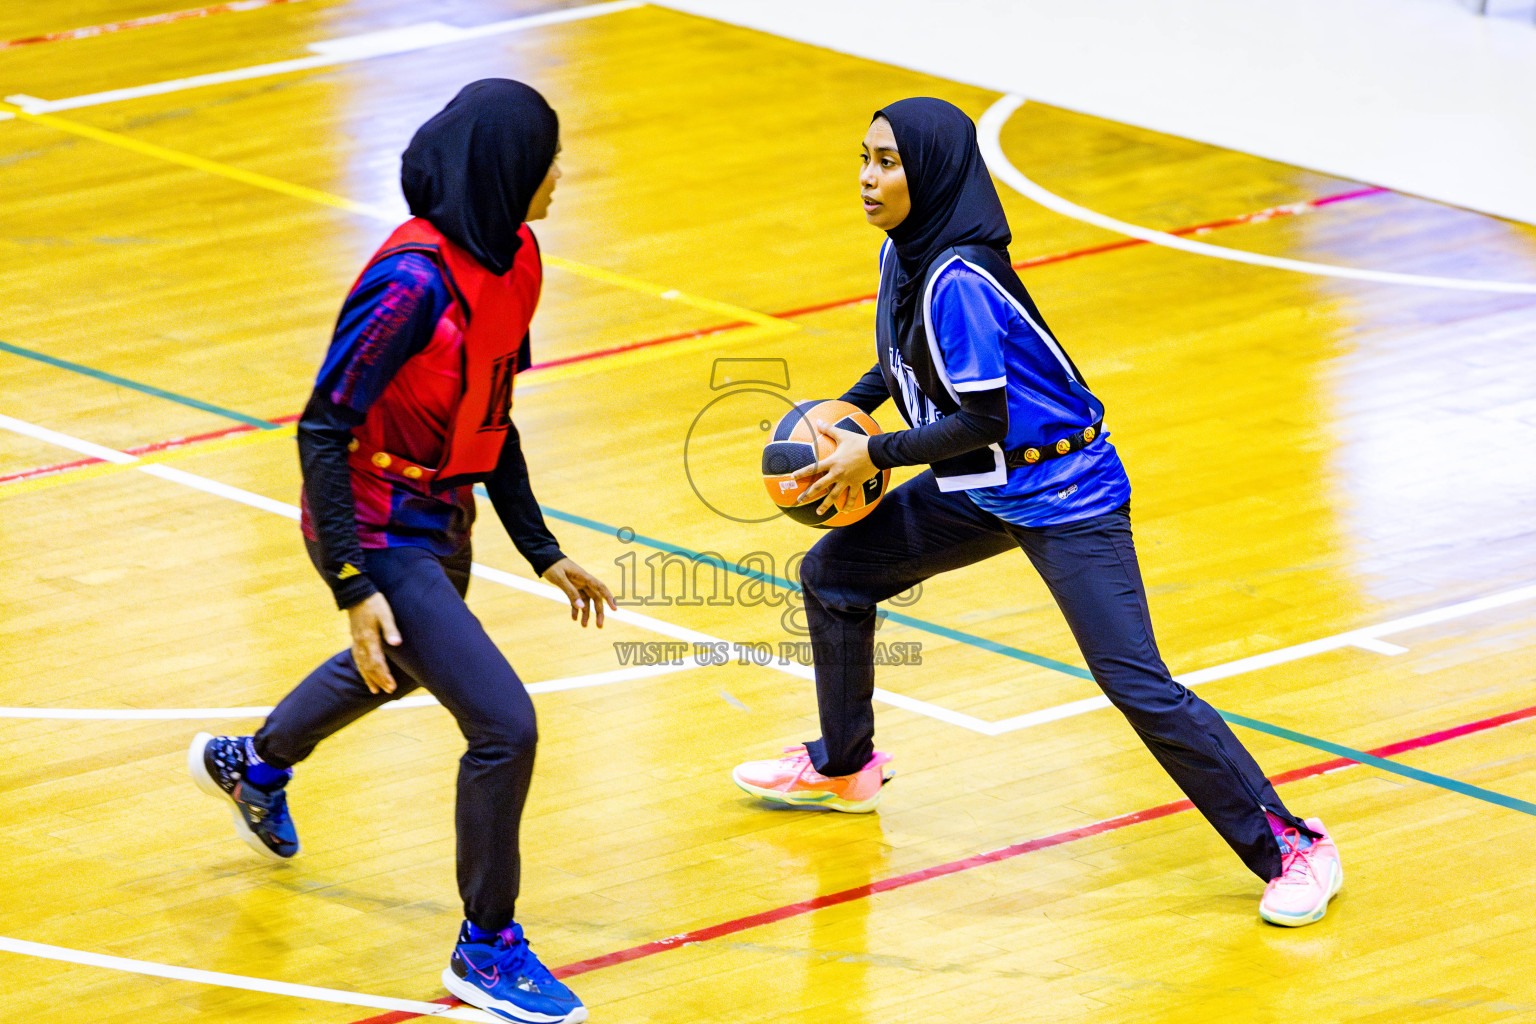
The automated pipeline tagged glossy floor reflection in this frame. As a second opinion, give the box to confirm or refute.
[1,3,1534,1023]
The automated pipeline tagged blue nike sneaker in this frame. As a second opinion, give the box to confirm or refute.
[187,732,299,860]
[442,922,586,1023]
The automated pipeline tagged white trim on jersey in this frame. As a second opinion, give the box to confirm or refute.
[953,376,1007,392]
[919,254,966,405]
[933,443,1007,491]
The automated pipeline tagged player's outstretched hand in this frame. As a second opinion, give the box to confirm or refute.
[347,591,401,695]
[793,420,877,515]
[543,558,618,628]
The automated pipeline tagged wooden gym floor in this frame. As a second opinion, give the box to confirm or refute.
[2,2,1535,1021]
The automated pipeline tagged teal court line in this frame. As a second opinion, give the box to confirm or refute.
[8,342,1535,818]
[1,336,1090,678]
[0,340,276,429]
[532,504,1094,680]
[1222,711,1536,816]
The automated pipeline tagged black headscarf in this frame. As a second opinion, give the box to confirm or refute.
[401,79,559,276]
[875,97,1011,327]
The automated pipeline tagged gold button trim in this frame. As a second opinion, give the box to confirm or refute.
[371,452,392,469]
[403,466,423,480]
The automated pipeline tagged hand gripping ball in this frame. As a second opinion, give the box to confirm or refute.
[761,399,891,528]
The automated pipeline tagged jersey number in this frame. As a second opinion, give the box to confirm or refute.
[479,354,515,432]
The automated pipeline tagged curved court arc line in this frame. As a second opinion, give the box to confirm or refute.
[978,95,1536,295]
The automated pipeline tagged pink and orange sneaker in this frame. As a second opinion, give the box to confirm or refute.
[731,746,893,813]
[1259,817,1343,927]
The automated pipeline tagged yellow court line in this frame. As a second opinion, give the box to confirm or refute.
[0,104,796,335]
[1,423,296,497]
[1,104,377,216]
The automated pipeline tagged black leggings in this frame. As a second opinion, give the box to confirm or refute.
[799,471,1292,881]
[255,542,536,931]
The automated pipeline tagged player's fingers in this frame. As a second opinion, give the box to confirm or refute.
[551,574,581,620]
[816,420,852,440]
[355,638,386,694]
[368,630,398,693]
[375,601,402,647]
[377,658,397,694]
[817,481,849,515]
[798,470,838,503]
[790,461,823,481]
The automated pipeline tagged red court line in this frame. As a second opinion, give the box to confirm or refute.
[2,187,1385,486]
[344,700,1535,1024]
[532,185,1389,368]
[527,320,752,371]
[0,414,300,485]
[0,0,311,49]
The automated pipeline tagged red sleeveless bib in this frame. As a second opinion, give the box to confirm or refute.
[346,218,541,494]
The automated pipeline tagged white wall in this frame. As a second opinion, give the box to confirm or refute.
[657,0,1536,226]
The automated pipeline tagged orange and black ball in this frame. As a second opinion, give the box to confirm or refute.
[761,399,891,528]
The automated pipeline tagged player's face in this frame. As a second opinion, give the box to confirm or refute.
[526,147,562,222]
[859,117,909,231]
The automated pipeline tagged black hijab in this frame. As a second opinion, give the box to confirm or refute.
[401,79,559,276]
[875,97,1011,326]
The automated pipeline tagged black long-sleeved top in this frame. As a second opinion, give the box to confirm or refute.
[838,363,1009,469]
[299,403,565,609]
[299,251,563,609]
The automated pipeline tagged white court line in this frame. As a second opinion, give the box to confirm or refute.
[982,583,1536,736]
[3,1,645,114]
[0,415,966,727]
[0,935,497,1021]
[0,412,137,463]
[0,664,704,720]
[5,414,1535,736]
[977,95,1536,295]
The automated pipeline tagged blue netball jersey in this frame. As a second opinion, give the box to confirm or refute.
[926,259,1131,526]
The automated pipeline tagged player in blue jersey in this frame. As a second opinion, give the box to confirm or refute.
[731,98,1343,927]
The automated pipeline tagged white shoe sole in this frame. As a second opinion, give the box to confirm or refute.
[1259,858,1343,927]
[441,967,587,1023]
[187,732,292,862]
[730,770,886,813]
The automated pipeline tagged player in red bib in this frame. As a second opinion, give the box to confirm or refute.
[187,80,611,1024]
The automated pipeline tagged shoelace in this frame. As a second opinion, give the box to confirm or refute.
[238,782,291,831]
[476,928,547,990]
[780,746,820,783]
[1276,829,1316,883]
[265,791,292,831]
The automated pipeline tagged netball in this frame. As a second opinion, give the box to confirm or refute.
[761,399,891,528]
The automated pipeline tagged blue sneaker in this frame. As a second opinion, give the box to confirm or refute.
[187,732,299,860]
[442,922,586,1023]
